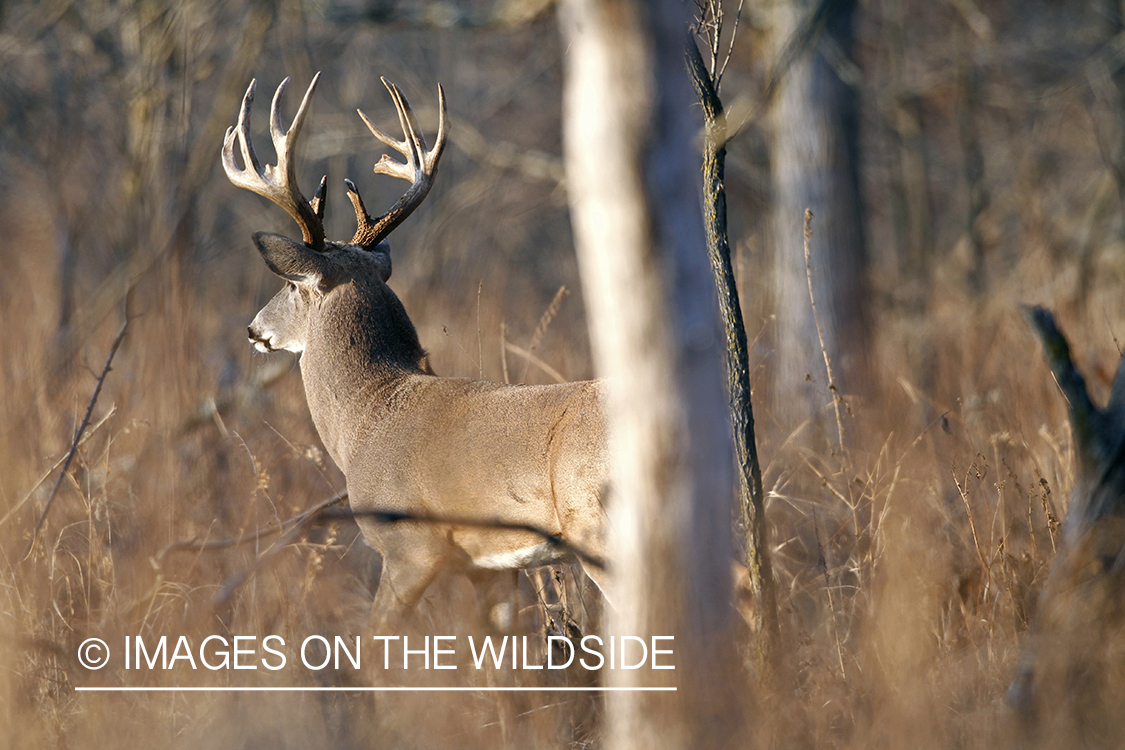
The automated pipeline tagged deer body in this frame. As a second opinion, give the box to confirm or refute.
[227,76,609,626]
[345,375,608,616]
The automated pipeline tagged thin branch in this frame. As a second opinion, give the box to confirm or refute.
[500,321,511,384]
[715,0,745,92]
[158,492,348,561]
[23,314,130,560]
[0,406,116,530]
[450,115,566,186]
[320,507,607,570]
[505,341,567,384]
[211,498,344,607]
[952,463,990,598]
[803,209,846,450]
[728,0,836,141]
[709,0,720,80]
[687,28,782,681]
[180,492,606,608]
[814,509,848,681]
[520,285,569,383]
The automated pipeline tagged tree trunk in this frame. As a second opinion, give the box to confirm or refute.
[685,36,781,681]
[559,1,739,748]
[768,0,870,416]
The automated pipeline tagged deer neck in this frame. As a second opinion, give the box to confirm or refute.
[297,284,426,473]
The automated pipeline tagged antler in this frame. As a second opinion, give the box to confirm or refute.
[223,74,326,250]
[347,77,447,249]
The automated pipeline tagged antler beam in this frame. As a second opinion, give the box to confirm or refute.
[348,78,447,249]
[223,75,326,250]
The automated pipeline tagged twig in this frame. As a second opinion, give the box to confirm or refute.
[814,510,848,681]
[500,321,511,384]
[715,0,745,92]
[505,341,567,384]
[207,497,607,607]
[690,0,744,94]
[477,281,484,379]
[803,209,846,449]
[319,507,607,570]
[158,492,348,561]
[728,0,836,142]
[952,462,990,599]
[0,406,116,530]
[212,501,335,607]
[23,315,130,560]
[519,285,568,384]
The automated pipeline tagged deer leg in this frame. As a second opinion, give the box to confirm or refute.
[368,554,444,633]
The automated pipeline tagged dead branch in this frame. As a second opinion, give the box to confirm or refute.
[205,496,605,607]
[158,491,348,562]
[23,314,130,560]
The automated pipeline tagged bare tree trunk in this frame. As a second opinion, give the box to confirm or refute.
[768,0,870,416]
[559,1,738,748]
[882,0,934,286]
[881,0,937,415]
[685,36,781,681]
[1075,0,1125,305]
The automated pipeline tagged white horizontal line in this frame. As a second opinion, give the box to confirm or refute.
[76,686,676,693]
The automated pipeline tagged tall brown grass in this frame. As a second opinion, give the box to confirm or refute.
[3,0,1125,747]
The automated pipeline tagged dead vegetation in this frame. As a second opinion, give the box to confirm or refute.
[3,0,1125,748]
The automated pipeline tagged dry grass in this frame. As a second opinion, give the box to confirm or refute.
[1,178,1095,750]
[4,0,1125,747]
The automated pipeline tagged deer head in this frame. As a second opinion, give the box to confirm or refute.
[222,73,446,364]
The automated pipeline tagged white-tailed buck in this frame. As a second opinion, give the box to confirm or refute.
[222,74,610,627]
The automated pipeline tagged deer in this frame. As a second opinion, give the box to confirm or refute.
[222,73,611,629]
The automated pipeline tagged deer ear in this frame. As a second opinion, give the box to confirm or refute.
[252,232,339,286]
[369,240,392,282]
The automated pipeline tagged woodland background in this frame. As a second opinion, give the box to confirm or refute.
[2,0,1124,747]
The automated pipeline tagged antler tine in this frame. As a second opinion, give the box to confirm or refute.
[310,175,328,222]
[227,80,263,177]
[222,74,325,250]
[348,78,447,248]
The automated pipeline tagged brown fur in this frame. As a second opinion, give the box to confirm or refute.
[248,232,610,628]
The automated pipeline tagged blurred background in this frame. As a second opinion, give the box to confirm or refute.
[1,0,1123,747]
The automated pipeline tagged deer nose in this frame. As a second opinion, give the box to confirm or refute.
[248,325,273,353]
